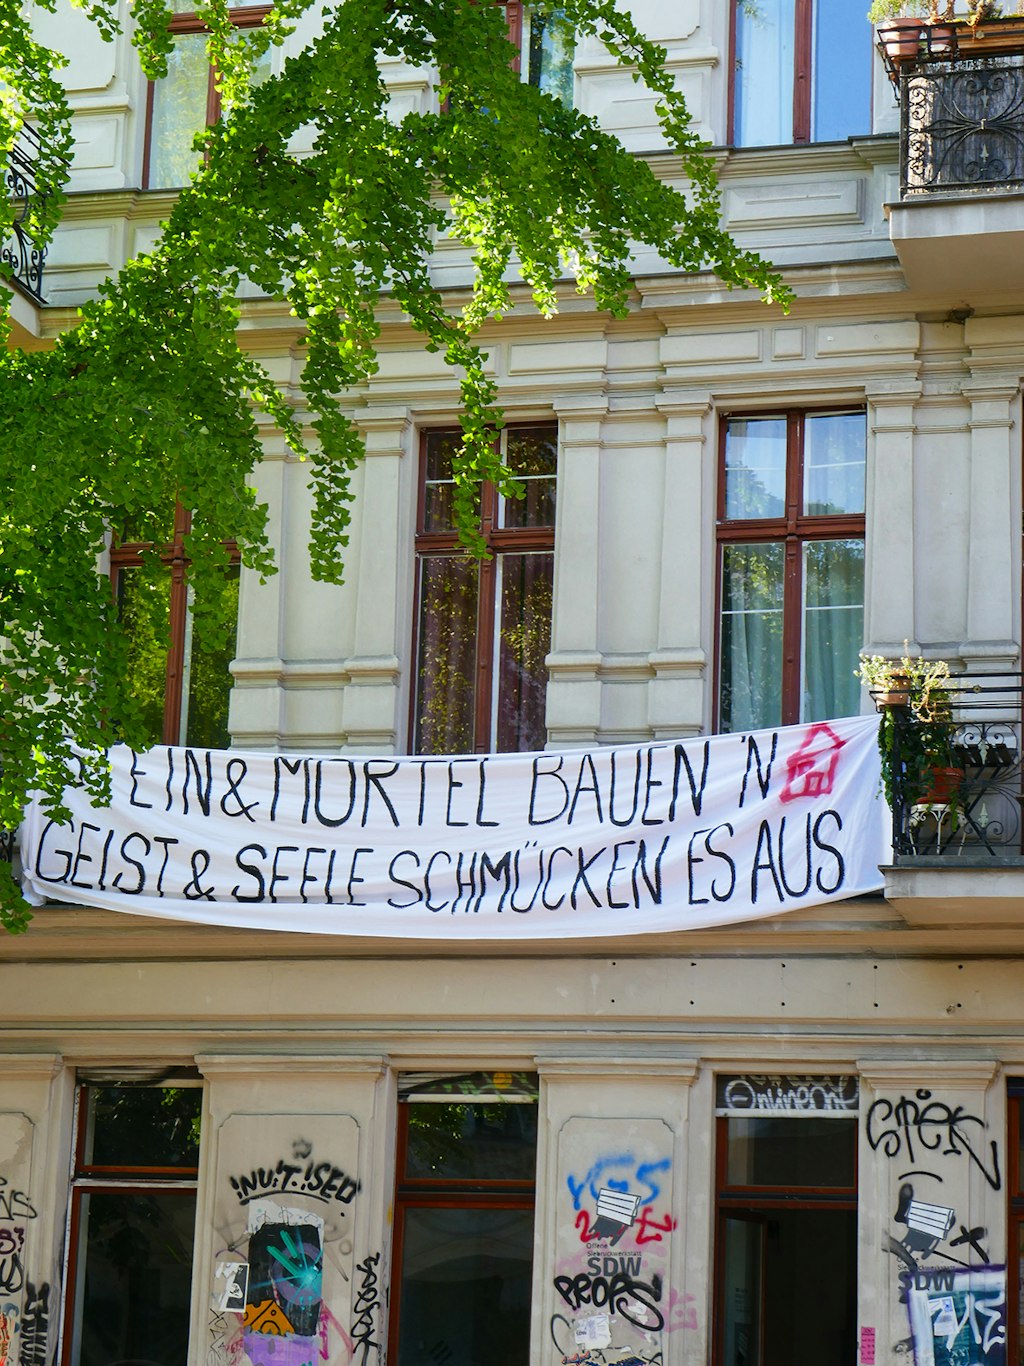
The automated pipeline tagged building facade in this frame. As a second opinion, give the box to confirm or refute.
[4,4,1024,1366]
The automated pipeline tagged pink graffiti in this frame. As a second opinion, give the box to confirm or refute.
[318,1302,353,1363]
[663,1288,697,1334]
[779,724,844,803]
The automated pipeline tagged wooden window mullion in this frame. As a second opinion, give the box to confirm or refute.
[164,532,190,747]
[792,0,814,143]
[781,410,804,723]
[781,535,803,725]
[786,409,803,530]
[474,552,498,753]
[504,1,524,71]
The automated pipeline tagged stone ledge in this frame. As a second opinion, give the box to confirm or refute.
[884,860,1024,925]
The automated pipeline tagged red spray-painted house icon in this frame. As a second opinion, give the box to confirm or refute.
[779,723,846,803]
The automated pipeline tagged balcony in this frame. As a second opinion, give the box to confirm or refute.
[878,670,1024,924]
[2,125,53,303]
[880,17,1024,294]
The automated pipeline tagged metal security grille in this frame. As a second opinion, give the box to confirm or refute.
[901,57,1024,196]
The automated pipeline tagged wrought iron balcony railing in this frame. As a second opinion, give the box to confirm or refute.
[878,671,1023,859]
[2,124,52,302]
[878,17,1024,199]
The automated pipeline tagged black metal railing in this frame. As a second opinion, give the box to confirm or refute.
[878,17,1024,198]
[0,830,12,865]
[879,671,1024,858]
[1,125,51,301]
[902,56,1024,196]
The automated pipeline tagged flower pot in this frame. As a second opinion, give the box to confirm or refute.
[872,669,911,710]
[921,766,963,805]
[877,17,926,62]
[925,21,956,53]
[874,689,909,710]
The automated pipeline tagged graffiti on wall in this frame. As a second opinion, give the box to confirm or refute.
[719,1074,858,1114]
[866,1092,1001,1192]
[553,1143,690,1366]
[906,1266,1006,1366]
[0,1181,36,1306]
[350,1252,381,1366]
[16,1282,48,1366]
[866,1088,1005,1366]
[230,1160,360,1208]
[0,1158,44,1366]
[0,1229,25,1298]
[211,1129,371,1366]
[241,1203,324,1366]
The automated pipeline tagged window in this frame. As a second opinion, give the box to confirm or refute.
[730,0,872,147]
[716,409,865,733]
[62,1080,202,1366]
[714,1075,858,1366]
[143,0,271,190]
[506,4,575,105]
[390,1072,538,1366]
[412,425,557,755]
[110,504,240,747]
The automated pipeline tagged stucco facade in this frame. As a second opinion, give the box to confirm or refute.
[4,3,1024,1366]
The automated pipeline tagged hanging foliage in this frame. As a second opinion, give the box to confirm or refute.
[0,0,789,929]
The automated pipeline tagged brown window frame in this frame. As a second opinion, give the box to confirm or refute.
[504,1,525,69]
[727,0,815,145]
[712,1108,858,1366]
[410,424,557,755]
[714,406,866,731]
[388,1082,538,1366]
[141,3,270,189]
[109,502,241,747]
[729,0,877,149]
[60,1081,202,1366]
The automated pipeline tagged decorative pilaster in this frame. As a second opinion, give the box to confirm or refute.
[546,398,608,746]
[649,391,712,739]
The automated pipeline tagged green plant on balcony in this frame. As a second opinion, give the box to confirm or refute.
[868,0,927,23]
[868,0,1004,21]
[856,649,962,815]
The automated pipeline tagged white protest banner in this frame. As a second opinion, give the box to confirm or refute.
[19,715,889,938]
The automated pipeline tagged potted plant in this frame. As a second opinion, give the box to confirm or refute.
[856,648,963,815]
[871,0,1021,70]
[869,0,931,62]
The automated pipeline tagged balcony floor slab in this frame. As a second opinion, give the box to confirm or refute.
[884,858,1024,925]
[887,192,1024,296]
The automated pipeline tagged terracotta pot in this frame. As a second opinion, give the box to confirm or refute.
[925,22,956,52]
[877,17,926,61]
[874,688,908,710]
[920,766,963,805]
[873,670,911,710]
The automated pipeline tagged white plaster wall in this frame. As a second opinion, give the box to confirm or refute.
[247,302,1016,755]
[0,970,1020,1366]
[34,0,898,306]
[0,1057,73,1366]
